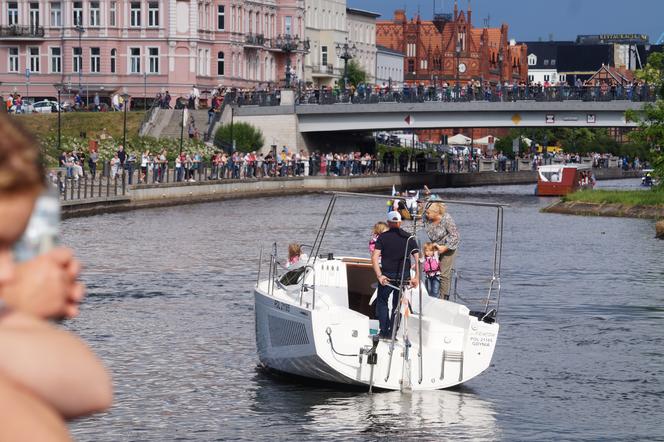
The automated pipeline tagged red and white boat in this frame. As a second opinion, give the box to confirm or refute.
[536,164,595,196]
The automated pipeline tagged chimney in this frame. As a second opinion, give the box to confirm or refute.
[394,9,406,23]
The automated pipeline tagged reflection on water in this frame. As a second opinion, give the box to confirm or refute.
[65,179,663,440]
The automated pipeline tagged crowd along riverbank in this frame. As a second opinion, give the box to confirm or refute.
[60,168,635,218]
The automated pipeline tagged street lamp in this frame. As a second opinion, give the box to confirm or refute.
[455,43,461,100]
[53,83,63,150]
[74,25,85,95]
[121,90,130,150]
[274,34,309,89]
[335,39,357,89]
[498,52,504,86]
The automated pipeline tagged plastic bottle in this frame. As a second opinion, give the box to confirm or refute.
[13,184,60,262]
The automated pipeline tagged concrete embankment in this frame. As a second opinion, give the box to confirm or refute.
[543,201,664,220]
[61,168,636,218]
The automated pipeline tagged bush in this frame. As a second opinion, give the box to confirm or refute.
[214,122,264,153]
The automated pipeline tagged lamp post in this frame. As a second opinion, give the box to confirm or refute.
[121,91,130,150]
[274,34,309,89]
[335,39,357,89]
[498,52,504,86]
[455,43,461,100]
[53,83,63,150]
[74,25,85,95]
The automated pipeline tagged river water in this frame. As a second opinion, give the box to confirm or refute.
[65,179,663,441]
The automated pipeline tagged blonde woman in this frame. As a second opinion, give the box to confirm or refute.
[424,201,460,299]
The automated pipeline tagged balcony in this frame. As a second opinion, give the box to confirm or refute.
[0,25,45,39]
[311,64,338,77]
[245,33,265,48]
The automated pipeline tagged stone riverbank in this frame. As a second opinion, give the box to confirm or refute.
[61,168,636,219]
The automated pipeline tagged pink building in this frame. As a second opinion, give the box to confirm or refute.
[0,0,305,103]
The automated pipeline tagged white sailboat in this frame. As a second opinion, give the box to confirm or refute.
[254,192,505,391]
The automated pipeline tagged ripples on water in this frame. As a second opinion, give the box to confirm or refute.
[64,179,663,441]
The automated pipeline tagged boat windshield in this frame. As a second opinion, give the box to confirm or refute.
[539,170,563,182]
[279,267,307,286]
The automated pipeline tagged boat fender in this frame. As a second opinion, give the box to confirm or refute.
[368,335,379,365]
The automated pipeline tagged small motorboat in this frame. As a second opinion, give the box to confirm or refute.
[253,192,506,392]
[536,164,595,196]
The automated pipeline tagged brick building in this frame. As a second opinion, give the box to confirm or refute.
[375,2,527,144]
[376,3,527,89]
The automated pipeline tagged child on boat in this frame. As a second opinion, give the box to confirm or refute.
[286,243,307,268]
[422,242,441,297]
[369,221,389,255]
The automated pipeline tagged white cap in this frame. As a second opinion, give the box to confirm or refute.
[387,211,402,223]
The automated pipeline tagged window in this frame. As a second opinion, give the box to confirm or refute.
[73,47,82,73]
[408,59,415,74]
[543,59,549,66]
[130,2,141,27]
[285,16,292,35]
[527,54,537,66]
[148,2,159,27]
[420,59,428,70]
[110,48,116,73]
[50,47,61,73]
[528,74,534,82]
[148,47,159,73]
[130,48,140,73]
[551,59,556,66]
[8,2,19,26]
[406,43,416,57]
[8,48,19,72]
[73,2,82,26]
[50,2,61,26]
[29,3,40,29]
[217,51,224,75]
[90,47,100,72]
[29,47,40,72]
[90,2,100,27]
[110,1,117,26]
[544,74,550,82]
[321,46,327,66]
[217,5,224,30]
[559,74,566,82]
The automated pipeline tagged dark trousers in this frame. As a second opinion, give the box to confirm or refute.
[376,273,407,337]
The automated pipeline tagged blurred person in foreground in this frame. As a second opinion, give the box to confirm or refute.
[0,112,112,441]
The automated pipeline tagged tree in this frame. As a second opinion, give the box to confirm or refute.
[346,60,367,87]
[213,122,264,153]
[626,50,664,188]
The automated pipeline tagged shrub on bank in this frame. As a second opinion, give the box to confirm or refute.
[213,122,264,153]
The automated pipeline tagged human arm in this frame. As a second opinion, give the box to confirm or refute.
[0,311,113,419]
[0,374,72,442]
[371,249,388,286]
[434,214,460,253]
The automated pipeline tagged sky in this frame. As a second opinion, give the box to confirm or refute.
[347,0,664,44]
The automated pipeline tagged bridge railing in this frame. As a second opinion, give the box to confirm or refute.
[295,85,657,106]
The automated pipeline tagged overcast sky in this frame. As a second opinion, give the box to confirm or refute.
[348,0,664,43]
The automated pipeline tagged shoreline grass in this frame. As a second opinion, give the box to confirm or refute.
[563,189,664,206]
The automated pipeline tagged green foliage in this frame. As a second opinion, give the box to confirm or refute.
[346,60,367,87]
[214,121,264,153]
[627,49,664,189]
[563,189,664,206]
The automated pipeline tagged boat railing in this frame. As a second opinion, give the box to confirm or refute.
[261,242,319,308]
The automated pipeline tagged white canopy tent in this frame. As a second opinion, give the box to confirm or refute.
[448,134,472,145]
[474,135,500,145]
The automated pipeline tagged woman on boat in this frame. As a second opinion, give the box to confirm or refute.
[424,202,460,300]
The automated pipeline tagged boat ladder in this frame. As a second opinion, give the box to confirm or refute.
[440,350,464,382]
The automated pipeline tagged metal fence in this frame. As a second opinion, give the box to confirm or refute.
[53,155,631,202]
[296,84,658,105]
